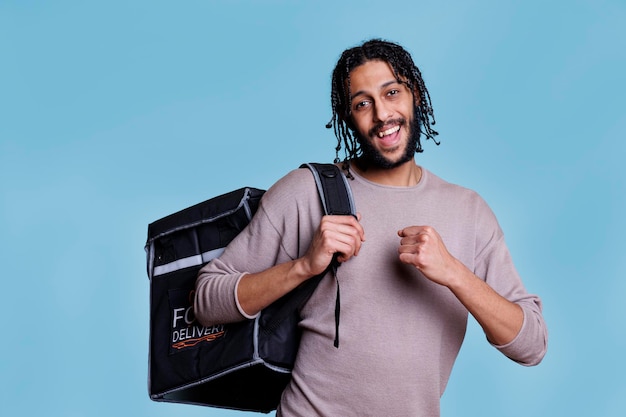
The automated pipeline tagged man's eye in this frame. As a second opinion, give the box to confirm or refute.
[388,89,399,96]
[355,101,369,110]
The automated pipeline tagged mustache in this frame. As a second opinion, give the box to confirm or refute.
[368,118,407,137]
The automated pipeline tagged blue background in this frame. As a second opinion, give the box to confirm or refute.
[1,1,624,416]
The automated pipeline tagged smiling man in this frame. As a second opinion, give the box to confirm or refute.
[350,60,419,170]
[195,39,548,416]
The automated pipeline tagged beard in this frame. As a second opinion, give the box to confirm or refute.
[354,113,422,170]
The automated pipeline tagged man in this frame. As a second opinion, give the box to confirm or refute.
[195,39,547,416]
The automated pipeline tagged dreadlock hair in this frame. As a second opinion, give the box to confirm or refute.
[326,39,439,165]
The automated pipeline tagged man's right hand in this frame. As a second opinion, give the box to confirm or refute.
[235,214,364,317]
[298,213,366,277]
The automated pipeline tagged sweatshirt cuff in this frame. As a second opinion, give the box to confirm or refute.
[234,273,261,320]
[490,307,547,366]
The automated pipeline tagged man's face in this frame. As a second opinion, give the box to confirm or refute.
[348,60,419,169]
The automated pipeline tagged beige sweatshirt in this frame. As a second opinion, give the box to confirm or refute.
[195,165,547,416]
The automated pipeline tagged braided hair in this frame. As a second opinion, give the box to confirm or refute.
[327,39,439,164]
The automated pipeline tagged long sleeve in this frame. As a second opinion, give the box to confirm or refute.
[194,168,323,326]
[472,199,548,366]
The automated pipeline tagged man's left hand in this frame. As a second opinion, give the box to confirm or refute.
[397,226,466,287]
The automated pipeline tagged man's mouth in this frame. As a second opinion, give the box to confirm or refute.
[377,125,400,138]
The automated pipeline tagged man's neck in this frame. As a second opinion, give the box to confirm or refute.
[351,159,422,187]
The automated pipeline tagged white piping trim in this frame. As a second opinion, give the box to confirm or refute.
[152,247,225,276]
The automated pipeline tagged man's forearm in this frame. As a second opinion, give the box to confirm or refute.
[236,259,314,316]
[448,268,524,346]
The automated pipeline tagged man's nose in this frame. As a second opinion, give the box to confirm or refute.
[373,101,392,122]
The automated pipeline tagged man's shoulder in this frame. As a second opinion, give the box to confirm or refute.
[268,166,317,193]
[421,168,496,215]
[423,167,479,197]
[422,169,501,233]
[259,166,320,209]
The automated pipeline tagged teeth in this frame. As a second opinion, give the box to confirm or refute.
[378,125,400,138]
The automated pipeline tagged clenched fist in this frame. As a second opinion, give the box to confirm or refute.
[397,226,466,288]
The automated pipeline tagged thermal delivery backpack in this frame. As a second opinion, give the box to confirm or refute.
[144,163,355,413]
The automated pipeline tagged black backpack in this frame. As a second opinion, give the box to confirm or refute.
[145,163,355,412]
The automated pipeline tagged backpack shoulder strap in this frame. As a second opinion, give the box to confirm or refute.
[300,163,356,217]
[298,162,355,348]
[265,163,355,333]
